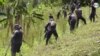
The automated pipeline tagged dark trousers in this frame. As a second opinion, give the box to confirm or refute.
[77,16,86,27]
[89,13,95,22]
[45,30,58,45]
[11,42,22,56]
[64,12,67,19]
[70,19,76,31]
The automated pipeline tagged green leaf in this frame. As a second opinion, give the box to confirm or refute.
[0,12,6,16]
[0,18,6,23]
[33,12,44,20]
[31,18,36,24]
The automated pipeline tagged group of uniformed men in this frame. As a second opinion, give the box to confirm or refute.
[10,0,99,56]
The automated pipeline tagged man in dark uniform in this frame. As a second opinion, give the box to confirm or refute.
[57,10,61,19]
[44,14,58,45]
[11,24,23,56]
[89,0,98,22]
[70,2,76,13]
[49,13,53,19]
[68,12,77,31]
[75,5,87,27]
[62,5,67,19]
[63,9,67,19]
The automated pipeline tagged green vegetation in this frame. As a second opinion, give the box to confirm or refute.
[0,0,100,56]
[0,6,100,56]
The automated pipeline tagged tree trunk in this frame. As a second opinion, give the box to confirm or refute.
[7,6,13,34]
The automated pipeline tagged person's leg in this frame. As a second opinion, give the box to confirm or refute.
[11,44,16,56]
[93,15,95,22]
[70,21,73,31]
[44,31,48,39]
[46,31,52,45]
[53,30,58,40]
[76,18,79,27]
[17,43,22,56]
[89,14,92,22]
[70,20,76,31]
[70,25,73,31]
[73,21,76,29]
[81,16,87,24]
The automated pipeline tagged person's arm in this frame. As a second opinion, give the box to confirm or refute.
[45,23,50,32]
[68,16,71,25]
[11,30,17,39]
[55,24,57,30]
[80,10,82,15]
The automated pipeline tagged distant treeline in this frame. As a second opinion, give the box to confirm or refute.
[12,0,98,7]
[62,0,100,6]
[33,0,100,6]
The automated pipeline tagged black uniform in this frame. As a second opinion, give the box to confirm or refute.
[76,1,81,9]
[70,3,76,13]
[11,30,23,53]
[11,25,23,56]
[68,13,76,31]
[89,0,97,22]
[90,6,96,22]
[63,9,67,19]
[45,19,58,45]
[76,7,86,27]
[57,10,61,19]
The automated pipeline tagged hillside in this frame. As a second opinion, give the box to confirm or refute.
[0,7,100,56]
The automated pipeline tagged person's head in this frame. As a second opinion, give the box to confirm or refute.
[49,13,52,16]
[49,18,54,21]
[14,24,22,30]
[76,5,81,9]
[49,13,54,19]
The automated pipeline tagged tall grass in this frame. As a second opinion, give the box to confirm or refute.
[0,7,100,56]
